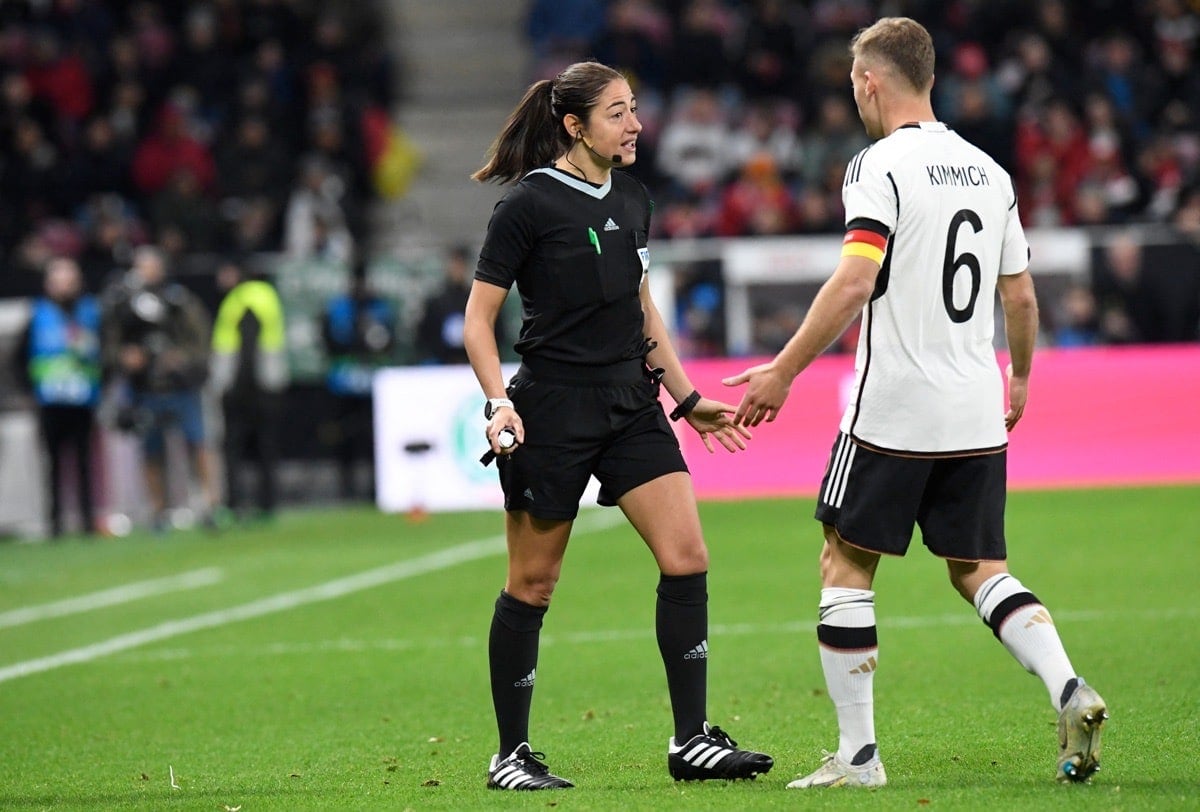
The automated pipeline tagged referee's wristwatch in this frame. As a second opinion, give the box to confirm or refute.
[484,397,514,419]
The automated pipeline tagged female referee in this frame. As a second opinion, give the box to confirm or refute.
[463,61,774,790]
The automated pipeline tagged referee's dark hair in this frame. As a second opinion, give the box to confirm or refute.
[472,61,624,184]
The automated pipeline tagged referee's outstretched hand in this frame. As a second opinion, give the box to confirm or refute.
[722,362,792,427]
[685,397,753,454]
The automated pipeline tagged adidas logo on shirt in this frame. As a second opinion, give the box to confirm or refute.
[514,668,536,688]
[603,217,619,231]
[684,640,709,660]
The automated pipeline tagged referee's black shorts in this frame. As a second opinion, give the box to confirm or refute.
[496,358,688,520]
[814,432,1008,561]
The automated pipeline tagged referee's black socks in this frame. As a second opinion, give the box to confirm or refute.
[656,571,708,743]
[489,590,547,757]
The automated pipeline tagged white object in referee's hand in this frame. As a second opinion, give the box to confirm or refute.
[480,428,517,466]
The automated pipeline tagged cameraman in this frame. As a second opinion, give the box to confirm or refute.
[102,245,217,530]
[321,262,395,501]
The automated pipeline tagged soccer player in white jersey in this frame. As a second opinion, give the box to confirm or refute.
[723,17,1107,788]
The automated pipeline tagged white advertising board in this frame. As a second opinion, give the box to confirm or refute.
[373,364,601,513]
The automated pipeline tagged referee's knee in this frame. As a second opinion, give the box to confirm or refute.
[505,573,559,607]
[656,544,708,577]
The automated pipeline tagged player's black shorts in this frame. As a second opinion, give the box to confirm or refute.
[813,432,1007,561]
[496,358,688,520]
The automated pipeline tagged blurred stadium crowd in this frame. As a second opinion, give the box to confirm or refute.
[529,0,1200,349]
[0,0,405,537]
[530,0,1200,238]
[0,0,395,298]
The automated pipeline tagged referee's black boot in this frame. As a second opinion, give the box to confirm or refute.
[486,743,574,790]
[668,722,774,781]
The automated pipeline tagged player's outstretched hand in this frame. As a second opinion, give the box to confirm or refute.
[685,397,752,454]
[722,362,792,427]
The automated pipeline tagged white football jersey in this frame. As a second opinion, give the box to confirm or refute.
[839,121,1030,454]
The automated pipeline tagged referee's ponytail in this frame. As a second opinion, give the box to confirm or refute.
[473,61,624,184]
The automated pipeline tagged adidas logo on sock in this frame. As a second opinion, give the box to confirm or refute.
[603,217,619,231]
[684,640,708,660]
[513,668,536,688]
[850,656,877,674]
[1025,609,1054,628]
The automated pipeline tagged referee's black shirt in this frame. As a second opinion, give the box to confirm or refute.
[476,167,652,367]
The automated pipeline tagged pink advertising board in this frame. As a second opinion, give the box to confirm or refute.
[676,345,1200,499]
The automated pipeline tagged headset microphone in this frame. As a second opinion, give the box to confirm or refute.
[580,133,622,165]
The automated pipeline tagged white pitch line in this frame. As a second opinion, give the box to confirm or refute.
[0,510,625,684]
[0,568,224,630]
[112,605,1200,664]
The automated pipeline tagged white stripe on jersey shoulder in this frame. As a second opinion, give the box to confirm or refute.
[844,145,873,186]
[525,167,612,199]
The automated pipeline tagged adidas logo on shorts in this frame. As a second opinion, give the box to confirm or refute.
[684,640,709,660]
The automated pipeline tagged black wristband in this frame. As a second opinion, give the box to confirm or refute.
[669,389,701,422]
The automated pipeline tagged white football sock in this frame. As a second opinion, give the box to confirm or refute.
[817,587,878,764]
[974,573,1076,710]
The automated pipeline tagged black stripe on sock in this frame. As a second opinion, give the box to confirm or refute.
[974,574,1012,609]
[817,623,877,650]
[986,591,1040,639]
[1059,677,1080,710]
[850,743,877,766]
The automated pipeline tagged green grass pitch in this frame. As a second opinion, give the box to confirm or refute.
[0,485,1197,810]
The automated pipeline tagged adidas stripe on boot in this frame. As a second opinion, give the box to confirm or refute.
[486,743,574,790]
[668,722,774,781]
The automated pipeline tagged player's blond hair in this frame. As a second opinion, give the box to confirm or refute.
[850,17,935,94]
